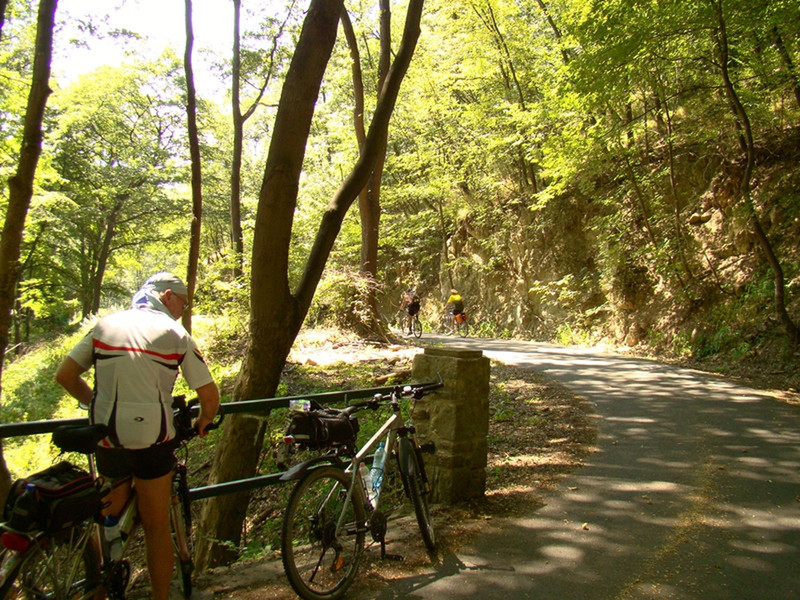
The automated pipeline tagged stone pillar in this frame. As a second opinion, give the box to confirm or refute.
[411,346,490,504]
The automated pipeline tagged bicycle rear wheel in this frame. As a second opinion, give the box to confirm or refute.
[170,464,193,599]
[281,466,366,600]
[456,318,469,338]
[0,521,101,599]
[412,317,422,338]
[404,449,436,552]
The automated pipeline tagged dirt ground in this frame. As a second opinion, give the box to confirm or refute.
[189,335,597,599]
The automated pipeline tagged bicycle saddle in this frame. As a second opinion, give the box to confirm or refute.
[52,424,110,454]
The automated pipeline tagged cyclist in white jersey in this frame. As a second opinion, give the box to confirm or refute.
[56,272,220,600]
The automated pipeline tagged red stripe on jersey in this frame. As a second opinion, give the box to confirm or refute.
[93,338,184,361]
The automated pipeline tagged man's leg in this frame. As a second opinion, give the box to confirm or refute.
[134,471,174,600]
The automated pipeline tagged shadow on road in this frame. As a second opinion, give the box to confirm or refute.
[383,335,800,599]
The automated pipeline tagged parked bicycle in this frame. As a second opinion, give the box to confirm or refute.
[441,311,469,337]
[280,377,444,600]
[0,396,222,599]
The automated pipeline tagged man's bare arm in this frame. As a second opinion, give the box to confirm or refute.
[55,357,92,408]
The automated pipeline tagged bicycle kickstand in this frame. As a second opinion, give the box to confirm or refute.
[380,537,404,562]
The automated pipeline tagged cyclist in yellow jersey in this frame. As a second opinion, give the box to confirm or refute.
[443,289,464,334]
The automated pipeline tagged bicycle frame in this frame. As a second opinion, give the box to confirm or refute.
[283,391,427,540]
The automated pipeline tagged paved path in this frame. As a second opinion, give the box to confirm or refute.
[371,336,800,599]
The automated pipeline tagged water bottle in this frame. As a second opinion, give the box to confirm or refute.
[358,463,373,505]
[10,484,39,530]
[104,515,123,561]
[370,441,386,496]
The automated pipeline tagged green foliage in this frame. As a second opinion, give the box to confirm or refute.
[556,322,592,347]
[1,326,94,477]
[307,268,380,334]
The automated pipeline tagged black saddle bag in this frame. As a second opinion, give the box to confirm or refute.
[286,407,360,450]
[3,461,102,533]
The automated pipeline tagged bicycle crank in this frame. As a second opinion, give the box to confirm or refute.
[107,560,131,600]
[369,509,387,543]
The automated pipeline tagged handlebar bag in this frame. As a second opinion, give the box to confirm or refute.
[287,409,360,449]
[3,461,102,533]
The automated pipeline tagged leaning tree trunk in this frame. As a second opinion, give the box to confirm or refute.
[193,0,345,568]
[194,0,424,568]
[712,0,799,347]
[0,0,58,501]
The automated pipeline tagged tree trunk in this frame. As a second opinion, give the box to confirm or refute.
[342,4,390,337]
[0,0,7,40]
[0,0,58,504]
[772,26,800,111]
[194,0,424,568]
[230,0,245,280]
[229,0,288,281]
[712,0,799,346]
[90,198,123,315]
[183,0,203,334]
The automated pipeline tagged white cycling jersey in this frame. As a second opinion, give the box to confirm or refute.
[69,306,214,449]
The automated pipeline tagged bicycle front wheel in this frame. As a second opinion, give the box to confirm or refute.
[0,521,101,600]
[170,464,193,599]
[405,449,436,552]
[281,466,366,600]
[412,317,422,338]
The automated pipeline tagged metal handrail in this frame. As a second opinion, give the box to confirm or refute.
[0,383,430,439]
[0,380,442,500]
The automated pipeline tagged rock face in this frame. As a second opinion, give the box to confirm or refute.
[411,346,490,503]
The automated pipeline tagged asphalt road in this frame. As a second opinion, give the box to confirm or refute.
[372,335,800,599]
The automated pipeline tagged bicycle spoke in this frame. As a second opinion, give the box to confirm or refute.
[282,466,365,600]
[1,522,100,600]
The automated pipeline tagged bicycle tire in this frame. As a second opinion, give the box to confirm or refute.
[412,317,422,338]
[405,450,436,552]
[281,466,366,600]
[170,464,193,599]
[0,521,101,599]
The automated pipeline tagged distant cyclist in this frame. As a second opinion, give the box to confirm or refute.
[444,288,464,334]
[399,287,421,336]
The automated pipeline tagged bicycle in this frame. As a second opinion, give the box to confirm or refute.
[441,311,469,338]
[0,396,223,599]
[280,377,444,600]
[394,309,422,338]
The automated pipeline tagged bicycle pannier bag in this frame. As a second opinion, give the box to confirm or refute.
[3,461,102,533]
[287,408,360,449]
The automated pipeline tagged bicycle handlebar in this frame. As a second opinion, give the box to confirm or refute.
[172,395,225,442]
[339,373,444,416]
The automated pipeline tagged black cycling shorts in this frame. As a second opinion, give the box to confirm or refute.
[407,301,420,316]
[96,442,177,481]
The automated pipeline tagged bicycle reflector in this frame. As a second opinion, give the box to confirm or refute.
[1,531,31,552]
